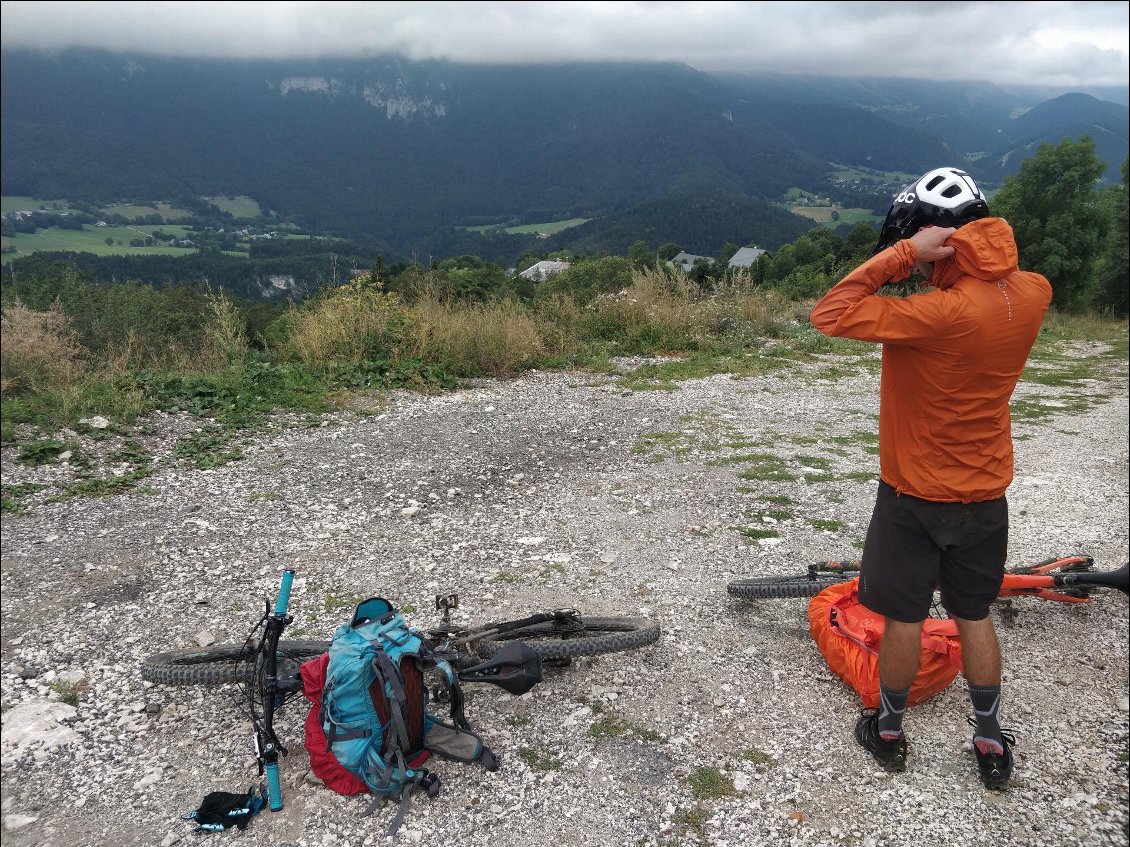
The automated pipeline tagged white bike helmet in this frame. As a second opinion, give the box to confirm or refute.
[874,167,989,254]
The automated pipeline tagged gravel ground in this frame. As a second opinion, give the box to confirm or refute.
[2,346,1128,847]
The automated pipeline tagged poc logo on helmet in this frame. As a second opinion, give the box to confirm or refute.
[896,192,916,204]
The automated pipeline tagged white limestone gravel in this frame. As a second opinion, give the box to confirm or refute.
[2,346,1127,847]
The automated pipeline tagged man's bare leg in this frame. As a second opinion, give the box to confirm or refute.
[875,618,923,739]
[954,615,1006,754]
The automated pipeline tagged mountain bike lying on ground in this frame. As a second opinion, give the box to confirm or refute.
[728,554,1129,614]
[727,555,1130,709]
[141,570,661,812]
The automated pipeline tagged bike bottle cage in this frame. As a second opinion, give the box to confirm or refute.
[352,598,396,627]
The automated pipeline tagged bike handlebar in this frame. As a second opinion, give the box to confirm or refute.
[274,569,295,616]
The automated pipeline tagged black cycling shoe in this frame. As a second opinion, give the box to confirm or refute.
[854,708,909,772]
[969,719,1015,791]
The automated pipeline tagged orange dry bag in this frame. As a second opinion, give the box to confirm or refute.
[807,578,965,708]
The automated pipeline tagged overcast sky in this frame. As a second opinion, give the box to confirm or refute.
[1,1,1127,88]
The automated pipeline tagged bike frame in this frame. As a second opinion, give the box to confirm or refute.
[806,555,1128,603]
[428,593,582,657]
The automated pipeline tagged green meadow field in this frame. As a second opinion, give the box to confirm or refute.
[2,196,77,214]
[203,196,264,218]
[788,205,881,225]
[102,202,192,221]
[462,217,589,235]
[1,224,200,264]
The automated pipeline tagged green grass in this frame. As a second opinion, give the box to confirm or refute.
[17,439,78,465]
[735,454,798,482]
[825,165,919,185]
[759,494,796,505]
[673,805,711,841]
[2,223,196,262]
[741,748,777,767]
[588,712,665,742]
[203,196,263,218]
[2,483,48,513]
[733,526,780,541]
[788,205,881,226]
[828,431,879,447]
[173,426,245,469]
[462,217,589,235]
[809,518,844,531]
[323,592,366,613]
[616,352,782,392]
[795,455,833,471]
[53,468,153,500]
[686,766,736,800]
[102,202,192,220]
[1011,395,1096,421]
[3,196,76,213]
[49,680,83,706]
[516,747,562,772]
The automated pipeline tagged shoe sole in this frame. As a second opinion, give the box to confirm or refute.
[881,758,906,773]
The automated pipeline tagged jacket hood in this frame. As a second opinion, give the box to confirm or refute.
[932,217,1019,287]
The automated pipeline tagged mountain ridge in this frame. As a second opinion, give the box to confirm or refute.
[2,49,1126,261]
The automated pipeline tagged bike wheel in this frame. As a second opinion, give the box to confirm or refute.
[474,616,660,662]
[141,639,329,686]
[727,573,853,600]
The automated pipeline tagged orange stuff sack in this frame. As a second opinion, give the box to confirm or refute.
[807,578,965,708]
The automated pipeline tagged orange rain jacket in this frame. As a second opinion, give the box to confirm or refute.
[810,218,1052,503]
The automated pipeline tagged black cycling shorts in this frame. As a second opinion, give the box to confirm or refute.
[858,481,1008,623]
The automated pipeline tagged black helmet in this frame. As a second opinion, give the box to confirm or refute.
[874,167,989,254]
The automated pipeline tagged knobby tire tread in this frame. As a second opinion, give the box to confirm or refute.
[727,573,854,599]
[141,639,330,686]
[474,616,660,661]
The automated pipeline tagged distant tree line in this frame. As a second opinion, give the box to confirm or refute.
[4,138,1126,318]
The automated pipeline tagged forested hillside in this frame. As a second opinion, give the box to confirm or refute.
[3,48,1126,261]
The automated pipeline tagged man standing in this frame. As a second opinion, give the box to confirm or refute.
[809,167,1052,789]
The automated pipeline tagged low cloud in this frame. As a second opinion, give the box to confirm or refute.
[1,1,1127,87]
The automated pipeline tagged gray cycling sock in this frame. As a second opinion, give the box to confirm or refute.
[969,684,1004,754]
[877,685,909,740]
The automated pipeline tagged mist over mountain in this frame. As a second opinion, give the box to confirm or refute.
[2,49,1126,262]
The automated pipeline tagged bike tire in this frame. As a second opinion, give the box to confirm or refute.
[727,573,854,600]
[141,639,330,687]
[474,616,660,662]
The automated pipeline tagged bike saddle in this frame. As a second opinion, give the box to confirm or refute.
[1083,563,1130,595]
[456,642,543,696]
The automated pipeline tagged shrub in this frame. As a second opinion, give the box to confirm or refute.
[532,294,584,357]
[197,288,249,371]
[536,256,634,305]
[578,267,714,353]
[409,294,543,376]
[271,278,412,365]
[0,300,89,395]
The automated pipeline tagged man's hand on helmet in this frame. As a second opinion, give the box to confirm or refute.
[909,226,957,285]
[910,226,956,262]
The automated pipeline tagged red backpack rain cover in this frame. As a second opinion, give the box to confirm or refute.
[299,652,433,796]
[300,654,369,795]
[807,578,965,708]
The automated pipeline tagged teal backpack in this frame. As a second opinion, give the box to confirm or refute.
[319,597,498,833]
